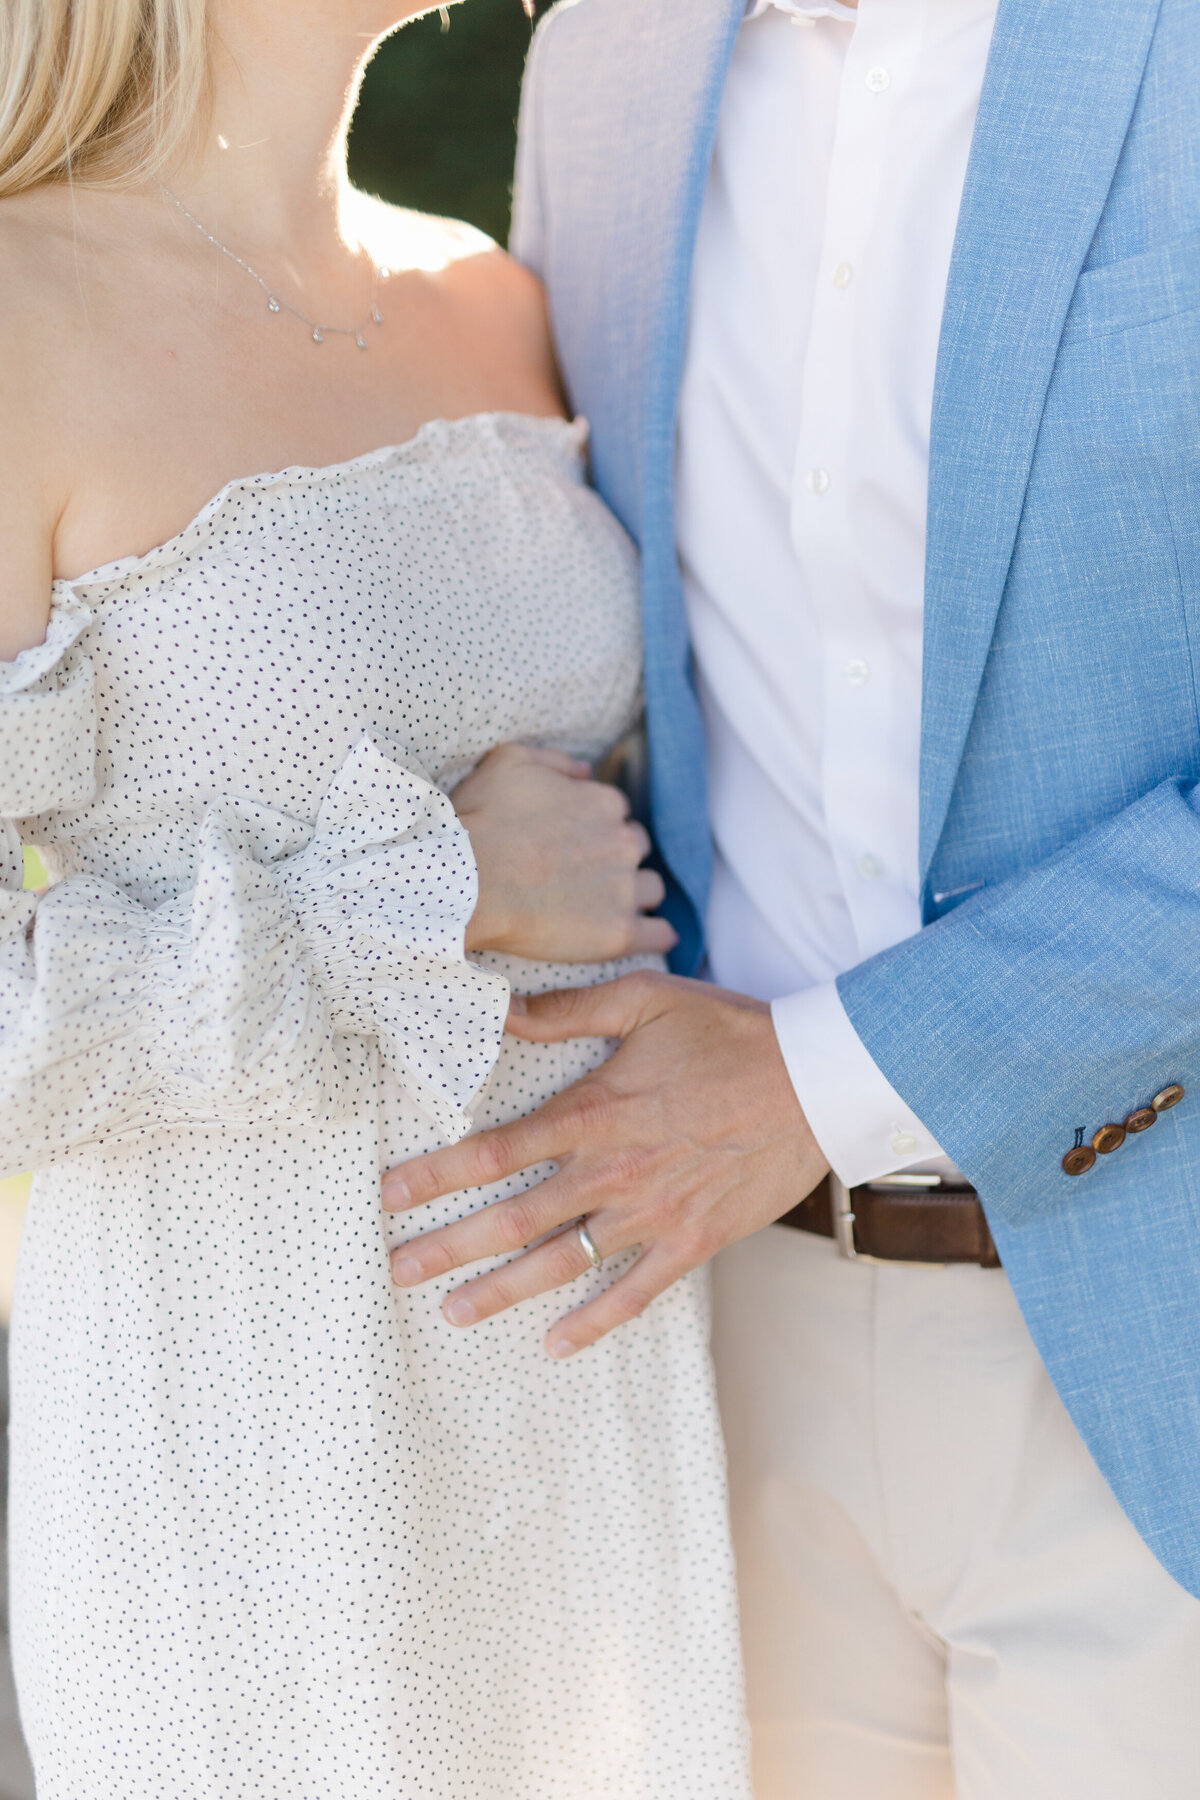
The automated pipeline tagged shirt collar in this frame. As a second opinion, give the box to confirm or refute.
[744,0,859,21]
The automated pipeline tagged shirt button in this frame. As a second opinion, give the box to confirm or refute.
[890,1132,919,1155]
[832,261,854,289]
[807,467,831,495]
[844,657,870,687]
[858,852,884,880]
[865,65,891,92]
[1153,1083,1185,1111]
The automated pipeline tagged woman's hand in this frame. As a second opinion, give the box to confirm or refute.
[452,744,678,962]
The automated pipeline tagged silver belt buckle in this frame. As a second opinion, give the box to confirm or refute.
[830,1175,859,1259]
[832,1170,945,1261]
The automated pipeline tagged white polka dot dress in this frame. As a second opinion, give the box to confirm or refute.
[0,415,751,1799]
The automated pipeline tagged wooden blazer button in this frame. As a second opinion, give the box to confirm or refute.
[1062,1145,1097,1176]
[1124,1107,1157,1133]
[1153,1084,1185,1112]
[1092,1123,1126,1155]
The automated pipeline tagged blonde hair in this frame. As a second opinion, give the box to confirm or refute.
[0,0,208,196]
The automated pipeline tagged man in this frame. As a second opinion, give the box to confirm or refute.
[385,0,1200,1790]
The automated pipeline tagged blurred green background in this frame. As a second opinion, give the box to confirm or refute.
[350,0,550,244]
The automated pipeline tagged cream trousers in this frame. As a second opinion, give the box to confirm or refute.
[712,1225,1200,1800]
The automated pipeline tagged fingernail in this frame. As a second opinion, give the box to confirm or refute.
[381,1178,410,1211]
[444,1295,477,1326]
[546,1336,577,1358]
[507,993,528,1017]
[391,1255,422,1285]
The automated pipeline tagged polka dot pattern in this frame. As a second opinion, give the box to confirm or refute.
[0,413,751,1798]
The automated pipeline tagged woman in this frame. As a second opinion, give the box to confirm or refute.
[0,2,750,1795]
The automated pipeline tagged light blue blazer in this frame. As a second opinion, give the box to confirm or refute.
[511,0,1200,1596]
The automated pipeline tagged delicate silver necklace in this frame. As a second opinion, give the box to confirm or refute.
[160,184,388,349]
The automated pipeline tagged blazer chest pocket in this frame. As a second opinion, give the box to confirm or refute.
[1062,230,1200,341]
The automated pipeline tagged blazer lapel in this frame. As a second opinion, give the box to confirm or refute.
[623,0,745,658]
[919,0,1164,884]
[539,0,743,917]
[545,0,743,613]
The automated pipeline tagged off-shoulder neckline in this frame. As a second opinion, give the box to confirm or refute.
[52,411,586,596]
[0,589,95,696]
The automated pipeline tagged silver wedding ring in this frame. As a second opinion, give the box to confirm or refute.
[575,1218,603,1270]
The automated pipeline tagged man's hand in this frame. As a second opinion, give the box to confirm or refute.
[382,972,829,1357]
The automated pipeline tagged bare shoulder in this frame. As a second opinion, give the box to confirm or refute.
[437,236,558,391]
[348,191,562,411]
[0,190,74,375]
[0,191,71,658]
[0,185,88,346]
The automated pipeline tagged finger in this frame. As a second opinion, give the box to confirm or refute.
[623,820,653,863]
[633,867,666,911]
[434,1213,634,1324]
[544,1244,687,1357]
[628,915,679,954]
[592,781,632,820]
[504,970,670,1042]
[381,1107,565,1211]
[523,745,593,778]
[389,1172,583,1288]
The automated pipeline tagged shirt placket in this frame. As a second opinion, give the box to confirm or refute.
[789,0,927,963]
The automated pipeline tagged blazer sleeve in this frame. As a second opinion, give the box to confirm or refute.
[836,776,1200,1225]
[0,607,509,1174]
[509,10,554,272]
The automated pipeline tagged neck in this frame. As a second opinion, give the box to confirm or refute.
[165,1,437,260]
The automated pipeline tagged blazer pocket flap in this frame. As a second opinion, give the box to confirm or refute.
[1064,230,1200,340]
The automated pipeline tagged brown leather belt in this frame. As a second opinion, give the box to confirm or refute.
[777,1173,1001,1267]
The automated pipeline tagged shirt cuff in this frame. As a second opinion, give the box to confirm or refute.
[771,981,948,1187]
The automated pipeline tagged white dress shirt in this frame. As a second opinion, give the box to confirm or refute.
[676,0,998,1185]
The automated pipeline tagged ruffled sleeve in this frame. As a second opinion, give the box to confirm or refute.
[275,737,510,1137]
[1,699,509,1169]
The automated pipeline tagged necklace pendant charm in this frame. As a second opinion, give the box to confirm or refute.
[160,187,379,352]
